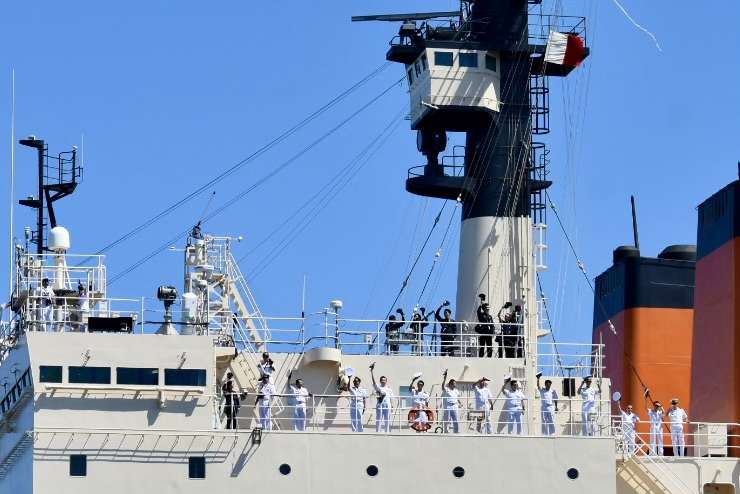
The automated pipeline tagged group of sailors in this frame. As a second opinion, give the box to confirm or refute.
[617,395,689,456]
[384,295,524,358]
[32,278,90,331]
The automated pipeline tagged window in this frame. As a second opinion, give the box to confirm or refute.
[189,457,206,479]
[407,68,414,85]
[279,464,291,475]
[434,51,453,66]
[69,366,111,384]
[414,61,421,77]
[452,466,465,478]
[40,365,62,383]
[70,455,87,477]
[485,54,497,72]
[567,468,579,480]
[117,367,158,386]
[459,52,478,68]
[165,369,206,387]
[366,465,379,477]
[421,54,428,71]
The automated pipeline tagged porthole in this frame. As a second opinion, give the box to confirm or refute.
[279,464,291,476]
[366,465,379,477]
[567,468,579,480]
[452,466,465,478]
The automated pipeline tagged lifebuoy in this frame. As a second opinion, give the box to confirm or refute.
[408,408,435,432]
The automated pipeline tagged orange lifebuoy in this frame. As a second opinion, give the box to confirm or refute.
[408,408,435,432]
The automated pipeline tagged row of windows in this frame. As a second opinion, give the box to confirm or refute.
[39,365,206,386]
[69,455,579,482]
[407,51,497,85]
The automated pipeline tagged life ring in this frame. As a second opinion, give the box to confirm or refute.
[408,408,435,432]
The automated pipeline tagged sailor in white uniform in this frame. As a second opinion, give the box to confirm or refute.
[578,376,601,436]
[290,378,312,431]
[38,278,55,332]
[258,352,275,379]
[536,373,559,436]
[256,375,276,431]
[474,377,494,434]
[618,403,640,455]
[409,374,430,430]
[501,377,526,435]
[370,363,394,433]
[646,397,665,455]
[442,370,462,433]
[348,376,368,432]
[668,398,688,456]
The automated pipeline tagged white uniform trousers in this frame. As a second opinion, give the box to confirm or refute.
[294,405,307,431]
[542,409,556,436]
[623,427,637,455]
[351,405,364,432]
[508,410,523,435]
[476,406,492,434]
[40,304,54,332]
[650,424,664,455]
[582,408,595,436]
[671,425,685,456]
[376,404,391,433]
[259,403,272,431]
[444,406,460,433]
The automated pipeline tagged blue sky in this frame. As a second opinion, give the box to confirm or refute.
[0,1,738,344]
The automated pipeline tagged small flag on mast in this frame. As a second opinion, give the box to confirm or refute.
[544,31,586,68]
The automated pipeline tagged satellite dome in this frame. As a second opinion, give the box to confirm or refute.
[49,226,71,252]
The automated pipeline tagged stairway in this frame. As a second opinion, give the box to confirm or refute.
[0,432,32,479]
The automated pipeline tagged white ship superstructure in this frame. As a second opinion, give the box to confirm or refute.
[1,3,740,494]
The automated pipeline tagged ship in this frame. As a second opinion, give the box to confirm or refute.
[1,2,738,493]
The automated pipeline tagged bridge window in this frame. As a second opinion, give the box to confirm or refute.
[165,369,206,387]
[485,54,497,72]
[39,365,63,383]
[434,51,453,66]
[459,52,478,68]
[69,455,87,477]
[117,367,159,386]
[414,61,421,77]
[69,366,111,385]
[189,457,206,479]
[407,68,414,85]
[421,54,428,71]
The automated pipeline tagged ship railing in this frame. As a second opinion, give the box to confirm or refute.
[16,253,107,297]
[528,14,587,46]
[223,393,615,437]
[22,294,143,333]
[611,415,740,459]
[0,366,32,423]
[537,342,605,379]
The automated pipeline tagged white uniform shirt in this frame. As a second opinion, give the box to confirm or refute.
[411,389,429,409]
[443,386,460,409]
[259,383,276,406]
[648,409,664,427]
[258,361,274,378]
[474,386,492,410]
[539,388,558,412]
[668,407,687,428]
[503,389,525,411]
[290,386,310,408]
[39,286,55,307]
[374,384,393,407]
[349,386,368,409]
[580,386,598,411]
[621,411,640,432]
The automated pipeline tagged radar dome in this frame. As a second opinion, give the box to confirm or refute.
[49,226,71,252]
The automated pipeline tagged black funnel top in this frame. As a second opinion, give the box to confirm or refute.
[658,245,697,262]
[613,245,640,263]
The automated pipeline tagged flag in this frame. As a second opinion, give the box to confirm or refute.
[544,31,586,68]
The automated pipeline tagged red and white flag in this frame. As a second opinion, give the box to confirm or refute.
[544,31,586,68]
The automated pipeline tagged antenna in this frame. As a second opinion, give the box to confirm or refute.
[630,195,640,250]
[8,69,15,297]
[351,11,461,23]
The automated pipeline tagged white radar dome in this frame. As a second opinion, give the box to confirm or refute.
[49,226,71,252]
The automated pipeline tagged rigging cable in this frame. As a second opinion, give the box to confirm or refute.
[108,76,404,285]
[90,62,392,258]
